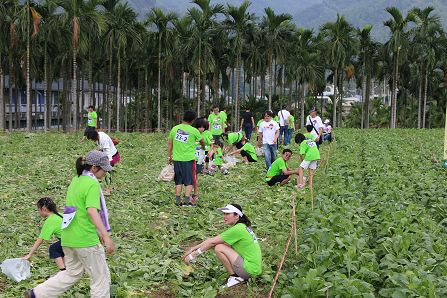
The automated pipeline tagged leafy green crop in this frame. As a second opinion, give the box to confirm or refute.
[0,129,446,297]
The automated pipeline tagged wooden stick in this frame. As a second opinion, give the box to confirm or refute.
[292,194,298,255]
[268,224,294,298]
[310,182,314,210]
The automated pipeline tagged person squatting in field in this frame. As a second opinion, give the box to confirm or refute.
[22,197,65,271]
[26,151,115,298]
[183,203,262,288]
[265,149,299,186]
[168,110,205,206]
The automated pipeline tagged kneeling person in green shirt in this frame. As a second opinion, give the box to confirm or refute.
[183,203,262,288]
[229,137,258,163]
[295,133,320,190]
[266,149,299,186]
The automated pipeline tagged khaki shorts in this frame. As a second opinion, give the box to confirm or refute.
[232,256,250,280]
[300,160,318,170]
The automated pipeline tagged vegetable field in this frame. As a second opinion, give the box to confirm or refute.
[0,129,446,297]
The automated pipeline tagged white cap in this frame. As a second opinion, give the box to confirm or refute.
[324,119,330,124]
[217,204,243,217]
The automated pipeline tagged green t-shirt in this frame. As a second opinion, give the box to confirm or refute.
[214,147,223,166]
[241,143,257,161]
[208,113,223,135]
[273,115,279,122]
[289,115,295,130]
[256,119,263,128]
[195,131,212,161]
[266,157,287,181]
[61,176,101,248]
[220,223,262,276]
[169,124,202,161]
[304,133,316,141]
[219,111,228,128]
[87,111,97,127]
[202,130,213,151]
[299,139,321,161]
[39,214,62,241]
[227,132,243,145]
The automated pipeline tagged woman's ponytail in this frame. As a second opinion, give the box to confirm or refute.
[76,156,92,176]
[231,203,252,227]
[37,197,63,218]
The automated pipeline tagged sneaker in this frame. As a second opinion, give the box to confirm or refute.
[175,196,183,206]
[297,183,305,190]
[226,276,246,288]
[182,197,191,207]
[24,290,35,298]
[188,196,199,207]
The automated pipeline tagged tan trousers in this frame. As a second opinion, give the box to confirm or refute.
[33,245,111,298]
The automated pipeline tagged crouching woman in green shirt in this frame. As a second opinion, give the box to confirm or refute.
[26,151,115,298]
[183,203,262,288]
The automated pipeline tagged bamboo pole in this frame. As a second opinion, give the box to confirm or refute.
[292,194,298,255]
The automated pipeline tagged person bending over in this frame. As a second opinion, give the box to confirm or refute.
[295,133,320,190]
[229,138,258,163]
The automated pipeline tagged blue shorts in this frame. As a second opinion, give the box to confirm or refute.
[49,240,64,259]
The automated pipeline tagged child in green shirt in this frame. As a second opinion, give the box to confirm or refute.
[23,197,65,270]
[211,141,229,174]
[295,133,320,190]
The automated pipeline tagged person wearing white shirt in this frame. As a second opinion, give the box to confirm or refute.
[257,111,280,171]
[277,107,290,145]
[86,130,120,195]
[305,107,323,148]
[322,119,333,142]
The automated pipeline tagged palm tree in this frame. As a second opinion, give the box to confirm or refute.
[186,0,224,116]
[146,7,177,131]
[104,2,140,131]
[357,24,375,129]
[260,7,292,110]
[0,1,8,131]
[4,0,20,131]
[410,7,443,128]
[224,0,254,128]
[321,14,356,127]
[292,28,324,127]
[384,7,412,128]
[55,0,104,130]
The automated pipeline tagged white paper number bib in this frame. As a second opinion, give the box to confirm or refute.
[175,129,189,143]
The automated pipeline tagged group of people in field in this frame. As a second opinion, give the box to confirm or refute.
[18,104,333,296]
[167,105,333,288]
[22,105,121,298]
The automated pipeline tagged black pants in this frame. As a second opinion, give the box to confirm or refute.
[241,150,257,162]
[267,174,289,186]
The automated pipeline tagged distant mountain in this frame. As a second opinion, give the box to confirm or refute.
[127,0,447,40]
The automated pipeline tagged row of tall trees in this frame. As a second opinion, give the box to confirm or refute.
[1,0,446,132]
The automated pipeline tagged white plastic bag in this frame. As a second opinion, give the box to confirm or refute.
[222,156,238,167]
[197,150,206,165]
[1,258,31,282]
[157,164,175,182]
[256,147,264,156]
